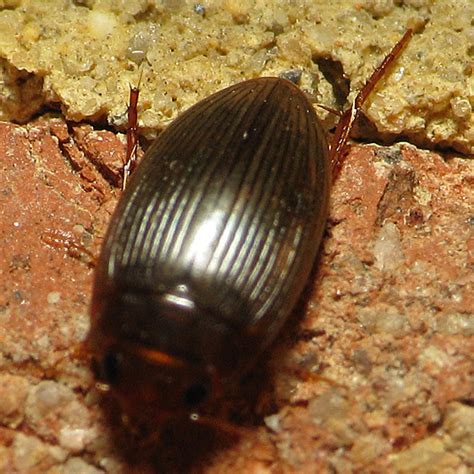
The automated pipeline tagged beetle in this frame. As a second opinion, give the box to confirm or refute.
[88,30,412,426]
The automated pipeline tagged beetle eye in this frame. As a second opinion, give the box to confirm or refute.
[184,383,208,407]
[99,351,120,385]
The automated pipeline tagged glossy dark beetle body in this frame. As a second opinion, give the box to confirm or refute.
[89,77,329,417]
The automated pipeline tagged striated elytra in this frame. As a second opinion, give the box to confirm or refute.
[89,77,330,418]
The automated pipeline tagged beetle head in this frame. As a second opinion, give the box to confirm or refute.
[90,337,219,420]
[88,283,234,420]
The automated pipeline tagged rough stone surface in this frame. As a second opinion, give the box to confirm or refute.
[0,113,472,471]
[0,374,29,429]
[0,0,473,154]
[25,380,96,453]
[0,3,472,472]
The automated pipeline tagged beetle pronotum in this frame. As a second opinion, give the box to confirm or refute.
[88,29,412,427]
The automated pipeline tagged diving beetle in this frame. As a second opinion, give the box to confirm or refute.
[89,30,412,425]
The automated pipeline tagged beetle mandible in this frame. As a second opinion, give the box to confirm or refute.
[88,30,413,424]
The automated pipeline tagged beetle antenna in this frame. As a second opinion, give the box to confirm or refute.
[330,28,413,178]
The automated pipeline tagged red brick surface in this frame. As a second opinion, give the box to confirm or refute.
[0,117,472,473]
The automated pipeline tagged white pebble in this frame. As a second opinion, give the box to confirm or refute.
[47,291,61,304]
[373,222,404,271]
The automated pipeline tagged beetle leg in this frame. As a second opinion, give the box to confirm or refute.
[316,103,343,117]
[123,65,145,190]
[329,28,413,179]
[188,412,250,437]
[41,229,96,267]
[122,83,140,190]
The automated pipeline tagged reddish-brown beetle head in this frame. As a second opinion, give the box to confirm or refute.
[90,337,216,420]
[88,281,255,420]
